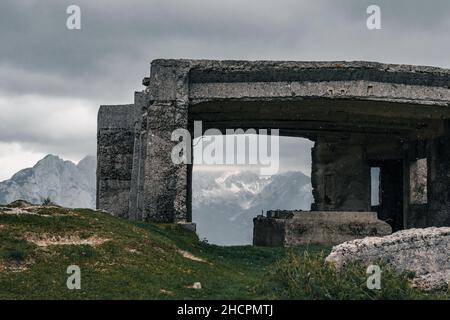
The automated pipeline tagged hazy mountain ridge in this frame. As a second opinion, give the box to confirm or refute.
[193,170,313,245]
[0,155,96,208]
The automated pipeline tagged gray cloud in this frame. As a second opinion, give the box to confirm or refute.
[2,0,450,100]
[0,94,96,159]
[1,0,450,178]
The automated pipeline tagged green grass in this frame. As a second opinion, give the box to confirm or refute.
[0,207,448,300]
[259,251,447,300]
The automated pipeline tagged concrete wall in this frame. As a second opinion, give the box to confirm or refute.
[406,129,450,228]
[97,104,135,217]
[254,211,391,246]
[427,132,450,226]
[142,61,191,222]
[311,137,371,211]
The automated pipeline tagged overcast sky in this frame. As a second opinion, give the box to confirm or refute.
[1,0,450,180]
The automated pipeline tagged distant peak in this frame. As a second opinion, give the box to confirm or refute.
[77,155,96,166]
[78,155,95,162]
[35,154,62,165]
[277,170,309,178]
[43,154,60,160]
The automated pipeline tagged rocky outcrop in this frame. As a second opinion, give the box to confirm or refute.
[325,227,450,291]
[0,155,96,209]
[411,270,450,292]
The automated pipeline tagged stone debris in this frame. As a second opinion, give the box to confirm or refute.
[126,248,139,254]
[159,289,174,295]
[187,282,202,290]
[177,249,207,263]
[325,227,450,291]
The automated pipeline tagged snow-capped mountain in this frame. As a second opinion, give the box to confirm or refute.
[0,155,313,245]
[193,170,271,211]
[0,155,96,208]
[193,170,313,245]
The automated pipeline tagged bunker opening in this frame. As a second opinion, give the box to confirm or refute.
[187,97,443,236]
[190,132,314,245]
[369,160,404,232]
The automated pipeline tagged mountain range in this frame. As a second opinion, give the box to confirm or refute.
[0,155,314,245]
[193,170,313,245]
[0,155,96,208]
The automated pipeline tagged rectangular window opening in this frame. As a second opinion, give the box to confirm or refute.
[371,167,380,206]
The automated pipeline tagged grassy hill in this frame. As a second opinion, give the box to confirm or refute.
[0,202,448,300]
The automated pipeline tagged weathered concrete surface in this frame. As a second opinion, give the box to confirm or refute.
[97,104,135,218]
[128,92,150,221]
[311,137,370,211]
[407,130,450,228]
[97,59,450,228]
[253,210,391,246]
[143,101,189,222]
[325,227,450,291]
[142,62,191,223]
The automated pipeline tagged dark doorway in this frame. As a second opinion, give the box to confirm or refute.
[370,159,404,232]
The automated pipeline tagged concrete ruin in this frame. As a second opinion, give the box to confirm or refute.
[97,59,450,244]
[253,210,391,246]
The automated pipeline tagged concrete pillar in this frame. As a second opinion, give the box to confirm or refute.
[311,137,370,211]
[427,127,450,226]
[135,110,148,220]
[142,60,191,223]
[96,104,135,218]
[128,91,150,221]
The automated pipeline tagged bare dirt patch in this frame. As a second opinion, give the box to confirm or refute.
[26,233,109,247]
[177,249,208,263]
[0,205,76,217]
[0,207,34,215]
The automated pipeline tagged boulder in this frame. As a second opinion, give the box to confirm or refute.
[411,270,450,292]
[325,227,450,291]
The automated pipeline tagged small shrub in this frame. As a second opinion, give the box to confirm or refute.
[42,197,52,206]
[0,237,34,263]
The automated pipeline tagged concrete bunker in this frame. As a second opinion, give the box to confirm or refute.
[97,59,450,245]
